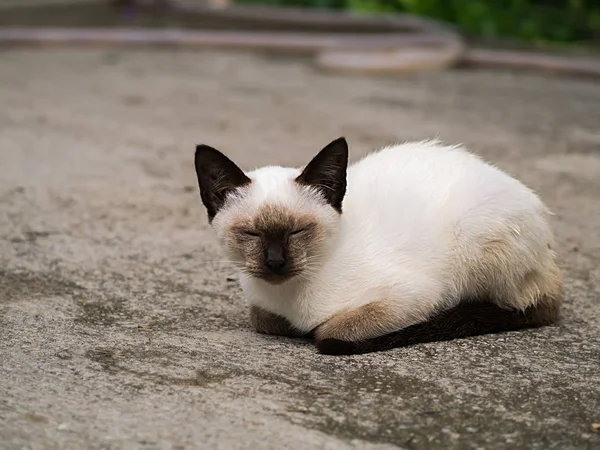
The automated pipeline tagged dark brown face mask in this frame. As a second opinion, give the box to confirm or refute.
[227,205,321,285]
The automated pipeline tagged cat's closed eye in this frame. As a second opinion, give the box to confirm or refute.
[290,228,307,236]
[242,230,261,237]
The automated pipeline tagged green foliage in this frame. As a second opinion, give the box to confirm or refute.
[237,0,600,44]
[389,0,600,43]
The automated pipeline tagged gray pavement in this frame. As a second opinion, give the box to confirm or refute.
[1,49,599,449]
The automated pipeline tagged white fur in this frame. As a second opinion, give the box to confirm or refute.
[214,140,559,333]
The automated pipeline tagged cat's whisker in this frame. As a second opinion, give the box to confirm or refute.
[201,260,243,265]
[203,261,239,264]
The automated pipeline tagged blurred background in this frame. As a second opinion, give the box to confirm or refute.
[237,0,600,47]
[0,0,599,48]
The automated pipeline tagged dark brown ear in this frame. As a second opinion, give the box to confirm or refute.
[194,145,251,222]
[296,137,348,212]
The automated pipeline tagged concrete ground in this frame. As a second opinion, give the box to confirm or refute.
[0,48,599,450]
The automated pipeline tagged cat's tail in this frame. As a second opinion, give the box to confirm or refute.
[316,297,561,355]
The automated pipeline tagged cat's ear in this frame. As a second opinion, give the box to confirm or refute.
[296,137,348,212]
[194,144,251,222]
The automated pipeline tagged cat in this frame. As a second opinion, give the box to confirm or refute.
[193,137,563,355]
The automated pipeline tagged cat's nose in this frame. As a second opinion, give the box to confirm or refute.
[266,257,287,273]
[265,245,288,274]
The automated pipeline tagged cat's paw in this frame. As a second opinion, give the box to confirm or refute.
[315,338,360,355]
[250,306,306,337]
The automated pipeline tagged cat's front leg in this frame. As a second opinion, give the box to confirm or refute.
[249,306,307,338]
[314,300,427,355]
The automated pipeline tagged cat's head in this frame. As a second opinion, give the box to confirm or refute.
[194,137,348,284]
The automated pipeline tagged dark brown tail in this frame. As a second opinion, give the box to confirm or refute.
[316,299,561,355]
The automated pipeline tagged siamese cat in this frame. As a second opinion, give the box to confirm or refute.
[193,137,563,355]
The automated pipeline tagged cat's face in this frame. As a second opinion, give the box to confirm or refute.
[194,138,348,284]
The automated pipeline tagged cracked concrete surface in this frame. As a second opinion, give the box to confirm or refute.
[1,49,599,450]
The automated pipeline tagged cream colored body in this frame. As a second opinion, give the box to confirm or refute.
[217,141,561,335]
